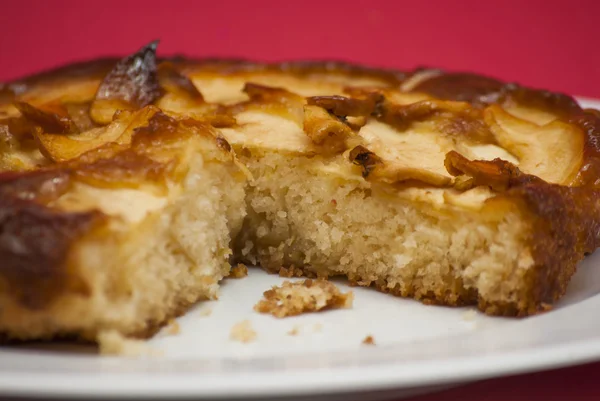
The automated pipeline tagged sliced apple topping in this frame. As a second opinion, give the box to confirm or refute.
[352,119,454,186]
[154,62,207,114]
[307,92,383,131]
[91,41,162,124]
[344,86,432,107]
[407,72,505,105]
[228,83,306,125]
[442,186,495,211]
[348,145,383,178]
[502,104,558,126]
[219,110,316,154]
[445,150,544,191]
[33,107,160,162]
[63,102,96,132]
[303,104,354,154]
[374,99,495,145]
[90,99,136,125]
[501,85,580,125]
[308,92,383,119]
[345,99,494,187]
[13,101,78,134]
[484,104,584,185]
[158,62,203,102]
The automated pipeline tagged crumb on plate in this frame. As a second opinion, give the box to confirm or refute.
[362,335,376,345]
[462,310,477,321]
[287,325,301,336]
[199,307,213,317]
[254,279,353,318]
[230,320,257,343]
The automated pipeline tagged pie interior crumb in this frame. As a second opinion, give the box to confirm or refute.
[229,264,249,279]
[287,325,300,336]
[254,279,354,318]
[278,265,310,278]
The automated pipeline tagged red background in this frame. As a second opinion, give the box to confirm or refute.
[1,0,599,98]
[0,0,599,399]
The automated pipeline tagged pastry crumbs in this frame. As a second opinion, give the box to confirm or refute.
[254,279,354,318]
[230,320,257,343]
[230,263,248,278]
[278,264,305,278]
[362,335,375,345]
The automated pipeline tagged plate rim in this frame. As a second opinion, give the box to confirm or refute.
[1,334,600,399]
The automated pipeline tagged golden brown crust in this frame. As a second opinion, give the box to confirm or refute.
[2,57,405,101]
[0,179,105,309]
[570,111,600,187]
[0,289,200,344]
[410,71,506,105]
[1,44,599,321]
[398,72,600,314]
[505,184,600,314]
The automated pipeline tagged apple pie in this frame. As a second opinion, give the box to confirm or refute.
[0,41,598,344]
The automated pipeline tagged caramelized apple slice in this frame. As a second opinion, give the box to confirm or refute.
[90,99,136,125]
[348,145,383,177]
[14,101,78,134]
[229,83,305,124]
[91,41,162,124]
[154,62,206,114]
[34,122,127,162]
[307,93,383,130]
[348,143,452,186]
[445,150,543,191]
[70,146,170,190]
[307,93,382,118]
[64,102,96,132]
[353,119,453,186]
[157,62,203,101]
[303,105,353,153]
[484,104,584,185]
[33,107,159,162]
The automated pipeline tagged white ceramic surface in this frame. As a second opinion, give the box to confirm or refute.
[0,99,598,400]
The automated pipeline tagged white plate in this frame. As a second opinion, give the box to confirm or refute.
[1,99,599,401]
